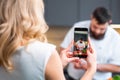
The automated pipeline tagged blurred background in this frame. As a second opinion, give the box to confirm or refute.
[44,0,120,26]
[44,0,120,50]
[44,0,120,76]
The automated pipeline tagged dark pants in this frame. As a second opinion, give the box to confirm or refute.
[64,69,76,80]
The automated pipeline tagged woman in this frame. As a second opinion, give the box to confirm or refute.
[0,0,96,80]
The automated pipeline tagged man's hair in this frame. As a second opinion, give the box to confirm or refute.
[92,7,111,24]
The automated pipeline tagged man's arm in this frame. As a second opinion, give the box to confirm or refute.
[97,35,120,73]
[60,26,74,52]
[75,62,120,73]
[97,64,120,73]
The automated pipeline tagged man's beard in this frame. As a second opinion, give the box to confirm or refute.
[90,29,105,40]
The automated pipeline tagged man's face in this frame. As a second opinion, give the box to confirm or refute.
[80,39,83,43]
[90,18,108,40]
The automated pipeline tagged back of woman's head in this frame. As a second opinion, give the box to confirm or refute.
[0,0,48,71]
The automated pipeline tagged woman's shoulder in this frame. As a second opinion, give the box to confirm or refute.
[24,40,56,59]
[16,40,56,60]
[12,40,57,80]
[27,40,56,51]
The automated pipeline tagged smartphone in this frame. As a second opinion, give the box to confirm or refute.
[73,27,88,58]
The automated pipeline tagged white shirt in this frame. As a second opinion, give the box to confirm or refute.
[0,40,56,80]
[61,20,120,80]
[76,40,85,50]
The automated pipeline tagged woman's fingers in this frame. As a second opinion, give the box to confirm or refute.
[88,37,94,53]
[65,40,74,51]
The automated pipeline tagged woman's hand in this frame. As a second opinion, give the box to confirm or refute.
[60,41,79,68]
[74,38,96,71]
[86,38,96,70]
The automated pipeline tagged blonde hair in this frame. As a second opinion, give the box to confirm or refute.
[0,0,48,71]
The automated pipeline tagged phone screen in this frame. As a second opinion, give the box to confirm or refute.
[73,28,88,58]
